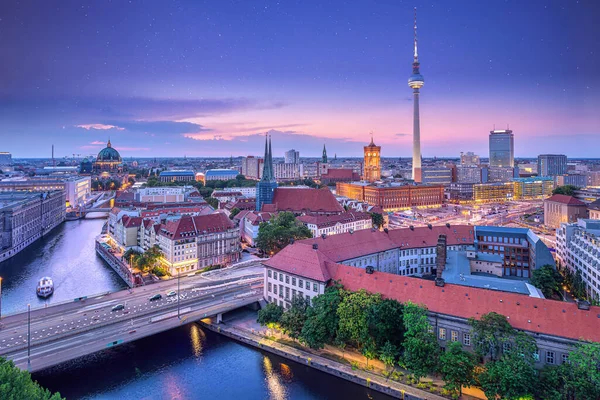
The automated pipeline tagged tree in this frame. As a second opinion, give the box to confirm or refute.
[0,357,64,399]
[280,296,310,340]
[371,212,384,229]
[379,341,399,372]
[553,185,579,196]
[362,339,377,368]
[300,283,343,349]
[257,303,284,326]
[365,298,404,349]
[229,208,241,220]
[255,212,312,255]
[478,332,538,400]
[564,341,600,400]
[469,311,515,361]
[337,289,381,348]
[401,302,439,381]
[439,341,477,397]
[530,264,563,298]
[205,197,219,209]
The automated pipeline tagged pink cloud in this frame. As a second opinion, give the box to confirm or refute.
[77,123,124,130]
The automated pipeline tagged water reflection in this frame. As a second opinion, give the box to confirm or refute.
[263,355,288,400]
[189,323,206,358]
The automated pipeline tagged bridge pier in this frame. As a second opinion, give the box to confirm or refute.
[216,313,223,324]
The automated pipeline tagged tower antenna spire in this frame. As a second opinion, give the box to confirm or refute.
[413,7,418,62]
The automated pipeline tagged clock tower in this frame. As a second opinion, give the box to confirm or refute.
[363,134,381,183]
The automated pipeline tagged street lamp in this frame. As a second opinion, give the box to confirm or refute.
[177,269,181,319]
[27,304,31,371]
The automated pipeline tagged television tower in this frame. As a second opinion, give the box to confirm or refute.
[408,7,424,183]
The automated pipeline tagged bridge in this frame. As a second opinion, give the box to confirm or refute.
[0,269,264,372]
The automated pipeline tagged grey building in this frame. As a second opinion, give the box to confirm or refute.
[489,129,514,168]
[538,154,567,177]
[421,167,453,185]
[0,191,66,262]
[284,149,300,164]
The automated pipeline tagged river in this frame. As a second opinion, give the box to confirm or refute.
[2,220,394,400]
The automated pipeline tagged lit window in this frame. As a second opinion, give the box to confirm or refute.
[451,331,458,342]
[438,328,446,340]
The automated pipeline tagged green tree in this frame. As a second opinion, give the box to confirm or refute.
[256,212,312,255]
[478,332,538,400]
[469,311,514,361]
[530,264,563,298]
[280,296,310,340]
[205,197,219,209]
[300,283,343,349]
[439,341,477,397]
[362,339,377,368]
[379,341,399,372]
[564,341,600,400]
[229,208,241,219]
[371,212,384,229]
[553,185,579,196]
[401,301,439,381]
[365,298,404,349]
[337,289,381,348]
[257,303,284,325]
[0,357,64,399]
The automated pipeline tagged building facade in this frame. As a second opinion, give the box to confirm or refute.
[488,166,518,183]
[544,194,588,229]
[363,137,381,183]
[202,169,239,183]
[556,219,600,302]
[297,212,372,238]
[273,163,300,181]
[538,154,567,177]
[489,129,514,168]
[93,140,124,172]
[512,177,554,200]
[589,199,600,220]
[241,156,264,180]
[421,167,453,185]
[159,170,196,183]
[460,152,480,166]
[336,182,444,211]
[556,174,588,188]
[456,166,487,184]
[0,191,66,262]
[0,176,91,208]
[284,149,300,164]
[135,186,186,203]
[473,182,514,202]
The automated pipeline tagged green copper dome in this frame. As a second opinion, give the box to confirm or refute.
[97,140,121,162]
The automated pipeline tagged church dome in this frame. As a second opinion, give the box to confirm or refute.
[97,140,121,162]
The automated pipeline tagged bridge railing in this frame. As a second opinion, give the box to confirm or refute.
[2,291,114,317]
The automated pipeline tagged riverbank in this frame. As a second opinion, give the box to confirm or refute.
[199,310,449,400]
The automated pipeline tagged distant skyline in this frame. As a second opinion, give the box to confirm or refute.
[1,0,599,158]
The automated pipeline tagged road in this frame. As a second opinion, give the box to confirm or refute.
[0,263,265,372]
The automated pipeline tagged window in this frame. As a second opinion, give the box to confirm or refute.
[561,354,569,364]
[463,333,471,346]
[299,279,303,288]
[313,283,318,292]
[546,351,555,364]
[292,277,296,286]
[306,295,310,303]
[273,285,277,294]
[533,351,540,362]
[268,270,272,278]
[285,275,290,284]
[451,331,458,342]
[427,325,434,334]
[268,296,272,302]
[502,343,511,353]
[285,287,290,299]
[438,328,446,340]
[268,283,272,292]
[292,289,296,298]
[279,273,283,282]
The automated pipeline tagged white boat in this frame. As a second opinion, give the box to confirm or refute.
[36,277,54,298]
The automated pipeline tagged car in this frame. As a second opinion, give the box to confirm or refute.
[166,291,177,297]
[149,294,162,301]
[111,304,125,312]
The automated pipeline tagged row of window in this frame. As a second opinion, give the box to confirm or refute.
[267,269,319,292]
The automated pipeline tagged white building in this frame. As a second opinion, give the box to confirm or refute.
[284,149,300,164]
[213,187,256,197]
[241,211,273,246]
[241,156,263,180]
[273,163,300,181]
[297,212,372,238]
[556,219,600,302]
[136,186,186,203]
[64,176,92,207]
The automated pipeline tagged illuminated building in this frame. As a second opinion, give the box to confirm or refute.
[93,140,123,172]
[363,136,381,183]
[460,152,480,166]
[159,170,196,183]
[336,182,444,211]
[556,174,588,188]
[408,8,424,182]
[421,167,452,185]
[473,182,514,202]
[241,156,264,180]
[489,130,514,168]
[512,177,554,200]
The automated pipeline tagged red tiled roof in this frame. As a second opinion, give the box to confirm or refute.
[244,211,274,225]
[263,242,333,281]
[122,215,143,228]
[330,264,600,343]
[297,211,372,228]
[233,209,251,222]
[159,213,234,240]
[188,191,202,197]
[263,187,344,214]
[293,225,474,262]
[545,194,586,206]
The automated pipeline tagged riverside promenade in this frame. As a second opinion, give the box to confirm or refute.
[199,312,448,400]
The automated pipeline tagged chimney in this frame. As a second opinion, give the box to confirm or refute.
[312,243,319,250]
[436,234,447,280]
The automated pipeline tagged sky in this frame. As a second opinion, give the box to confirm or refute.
[1,0,599,159]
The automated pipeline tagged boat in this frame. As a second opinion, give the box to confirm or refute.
[36,277,54,298]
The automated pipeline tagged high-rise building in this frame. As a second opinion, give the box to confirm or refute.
[363,136,381,183]
[241,156,263,180]
[489,129,514,168]
[256,135,278,211]
[538,154,567,177]
[284,149,300,164]
[322,144,328,164]
[556,174,588,188]
[421,167,452,185]
[408,8,424,183]
[488,166,518,183]
[457,165,488,184]
[460,152,480,166]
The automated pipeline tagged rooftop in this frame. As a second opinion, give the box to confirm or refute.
[159,170,195,177]
[262,187,344,214]
[545,194,587,206]
[159,212,234,240]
